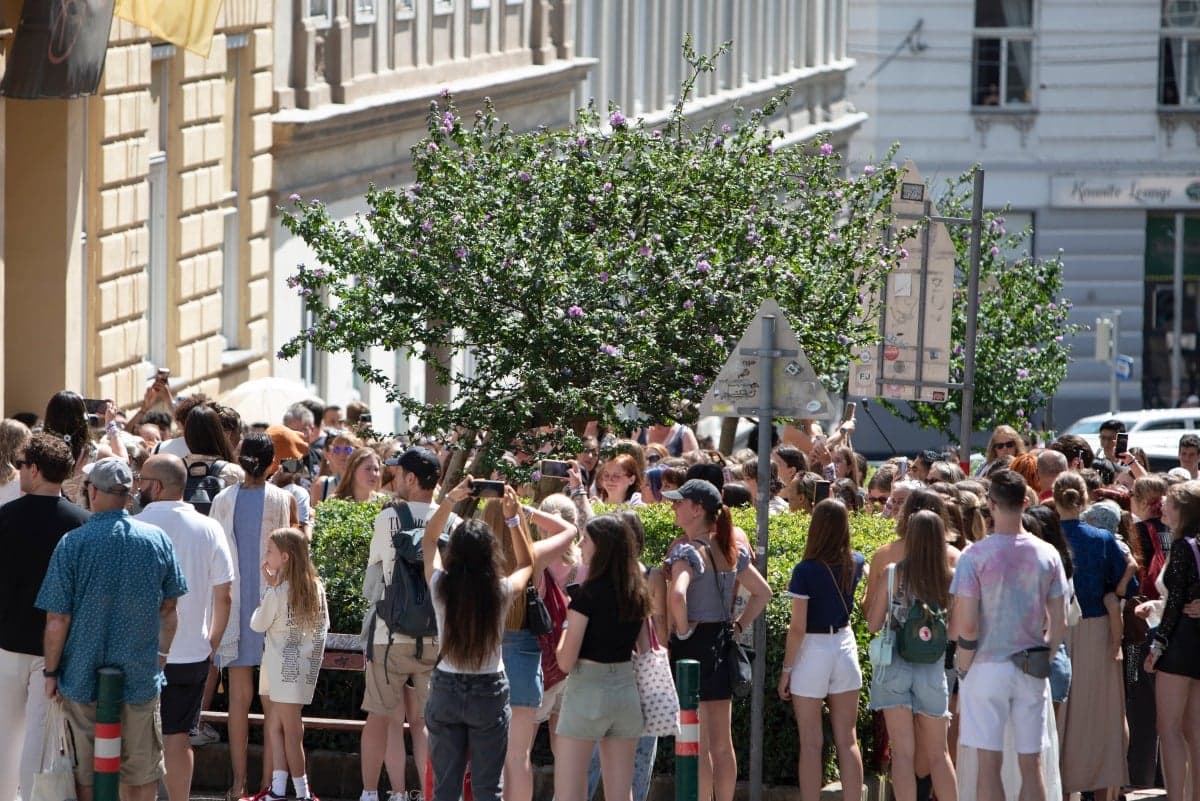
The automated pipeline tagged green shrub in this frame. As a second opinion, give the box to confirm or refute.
[312,498,384,635]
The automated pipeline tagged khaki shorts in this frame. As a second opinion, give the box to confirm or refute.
[62,697,164,787]
[362,639,436,717]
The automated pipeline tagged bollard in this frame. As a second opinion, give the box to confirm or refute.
[675,659,700,801]
[94,667,124,801]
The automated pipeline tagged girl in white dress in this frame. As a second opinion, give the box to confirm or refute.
[251,528,329,801]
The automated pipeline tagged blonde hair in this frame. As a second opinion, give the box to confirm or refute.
[0,419,31,483]
[986,425,1027,461]
[539,494,581,568]
[270,528,325,632]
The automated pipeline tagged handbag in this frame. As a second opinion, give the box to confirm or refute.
[31,701,75,801]
[523,581,553,636]
[633,620,680,737]
[697,541,753,699]
[536,569,569,689]
[868,565,896,670]
[1010,645,1052,679]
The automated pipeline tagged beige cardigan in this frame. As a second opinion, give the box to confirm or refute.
[211,482,293,664]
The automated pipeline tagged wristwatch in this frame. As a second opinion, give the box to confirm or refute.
[42,668,59,678]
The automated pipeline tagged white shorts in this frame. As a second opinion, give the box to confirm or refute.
[789,628,862,699]
[958,660,1049,754]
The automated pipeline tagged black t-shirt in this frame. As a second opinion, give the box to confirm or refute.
[569,575,643,663]
[0,494,90,655]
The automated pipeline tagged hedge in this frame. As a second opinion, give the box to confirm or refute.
[305,499,896,784]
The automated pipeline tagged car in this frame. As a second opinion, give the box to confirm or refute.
[1062,408,1200,470]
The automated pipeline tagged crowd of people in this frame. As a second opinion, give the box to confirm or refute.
[0,380,1197,801]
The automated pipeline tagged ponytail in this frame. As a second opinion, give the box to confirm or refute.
[712,505,736,564]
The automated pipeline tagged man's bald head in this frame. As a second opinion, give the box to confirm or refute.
[1037,449,1067,484]
[141,454,187,498]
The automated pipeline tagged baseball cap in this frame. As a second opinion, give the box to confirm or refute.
[89,457,134,494]
[385,446,441,483]
[662,478,723,514]
[266,425,309,475]
[1081,500,1121,534]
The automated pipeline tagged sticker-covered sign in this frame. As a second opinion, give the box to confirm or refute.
[700,298,834,419]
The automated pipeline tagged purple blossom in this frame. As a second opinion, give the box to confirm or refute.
[989,246,1001,257]
[439,87,451,98]
[531,471,542,482]
[863,165,876,175]
[696,259,712,274]
[599,271,610,283]
[455,247,468,259]
[609,111,626,128]
[764,256,776,268]
[683,300,695,310]
[714,334,725,345]
[651,130,663,140]
[603,182,614,192]
[638,245,652,257]
[1017,408,1025,417]
[900,248,909,259]
[421,219,434,233]
[721,124,732,134]
[1055,335,1064,342]
[600,344,621,357]
[452,214,463,224]
[426,142,439,153]
[1018,368,1029,379]
[567,305,584,319]
[289,193,301,201]
[518,171,532,182]
[693,374,705,385]
[820,142,834,156]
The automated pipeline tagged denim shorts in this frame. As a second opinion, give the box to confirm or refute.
[869,655,950,718]
[502,629,544,708]
[556,660,643,740]
[1049,641,1071,703]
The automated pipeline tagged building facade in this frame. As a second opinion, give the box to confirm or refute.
[0,0,276,416]
[270,0,865,435]
[848,0,1200,430]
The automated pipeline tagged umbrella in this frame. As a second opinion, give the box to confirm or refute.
[219,376,317,427]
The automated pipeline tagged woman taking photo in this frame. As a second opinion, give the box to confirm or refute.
[778,499,866,801]
[554,514,651,801]
[1145,480,1200,801]
[865,509,957,801]
[420,482,535,801]
[663,479,772,801]
[211,433,300,801]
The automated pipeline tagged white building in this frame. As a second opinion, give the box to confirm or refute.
[270,0,864,435]
[848,0,1200,432]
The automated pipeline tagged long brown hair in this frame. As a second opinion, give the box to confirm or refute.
[270,528,325,632]
[332,447,380,500]
[896,488,950,540]
[803,499,855,595]
[899,511,952,608]
[599,453,642,503]
[437,518,508,671]
[1167,480,1200,540]
[583,515,650,621]
[480,499,534,629]
[833,446,862,486]
[701,504,737,565]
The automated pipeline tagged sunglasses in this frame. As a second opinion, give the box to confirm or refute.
[994,441,1018,451]
[647,453,661,464]
[329,445,355,456]
[279,458,305,473]
[868,494,889,505]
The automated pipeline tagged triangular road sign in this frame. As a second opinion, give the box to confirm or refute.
[699,298,834,419]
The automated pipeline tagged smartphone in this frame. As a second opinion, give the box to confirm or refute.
[823,462,836,481]
[540,459,570,479]
[1116,432,1129,454]
[360,413,373,425]
[814,480,832,502]
[840,401,857,423]
[469,479,505,499]
[83,398,107,415]
[155,367,170,383]
[897,456,909,479]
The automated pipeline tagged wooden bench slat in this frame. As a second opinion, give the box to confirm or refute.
[200,710,370,732]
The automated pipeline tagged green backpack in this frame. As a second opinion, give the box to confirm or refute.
[896,597,948,664]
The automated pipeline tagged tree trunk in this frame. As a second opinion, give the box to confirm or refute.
[718,417,739,454]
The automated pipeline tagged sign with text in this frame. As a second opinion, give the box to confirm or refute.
[0,0,116,99]
[849,161,954,403]
[1050,175,1200,209]
[699,298,833,419]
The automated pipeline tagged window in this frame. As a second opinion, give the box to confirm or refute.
[396,0,414,16]
[972,0,1034,107]
[146,50,172,367]
[1141,419,1187,430]
[307,0,330,22]
[354,0,376,23]
[1161,0,1200,106]
[222,39,246,349]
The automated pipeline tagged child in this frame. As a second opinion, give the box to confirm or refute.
[251,528,329,801]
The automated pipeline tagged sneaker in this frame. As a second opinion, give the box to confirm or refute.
[240,788,286,801]
[300,795,320,801]
[189,721,221,747]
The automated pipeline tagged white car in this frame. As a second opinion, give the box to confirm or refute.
[1063,408,1200,470]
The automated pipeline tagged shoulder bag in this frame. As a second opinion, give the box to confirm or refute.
[633,620,680,736]
[524,580,553,636]
[698,541,753,699]
[867,564,896,670]
[536,568,569,689]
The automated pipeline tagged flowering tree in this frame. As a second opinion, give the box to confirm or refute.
[885,168,1083,439]
[278,41,913,467]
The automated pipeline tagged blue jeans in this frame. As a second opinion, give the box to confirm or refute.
[426,670,510,801]
[585,735,657,801]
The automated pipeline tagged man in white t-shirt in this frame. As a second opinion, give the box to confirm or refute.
[951,470,1068,801]
[135,455,234,801]
[360,447,458,801]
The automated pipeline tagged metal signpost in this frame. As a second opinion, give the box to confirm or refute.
[699,298,833,801]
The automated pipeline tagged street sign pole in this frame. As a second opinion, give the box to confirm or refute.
[748,314,774,801]
[958,169,985,466]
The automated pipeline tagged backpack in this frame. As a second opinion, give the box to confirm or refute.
[369,501,438,661]
[895,596,948,664]
[184,460,227,516]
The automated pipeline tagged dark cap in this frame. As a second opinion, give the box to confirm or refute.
[385,446,441,482]
[662,478,723,514]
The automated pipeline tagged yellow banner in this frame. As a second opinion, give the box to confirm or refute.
[114,0,224,57]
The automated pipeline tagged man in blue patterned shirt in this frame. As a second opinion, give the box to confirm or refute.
[36,458,188,801]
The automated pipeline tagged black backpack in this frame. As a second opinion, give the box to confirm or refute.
[184,460,227,516]
[369,501,438,662]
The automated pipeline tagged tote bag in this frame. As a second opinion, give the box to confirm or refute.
[633,621,679,737]
[31,701,76,801]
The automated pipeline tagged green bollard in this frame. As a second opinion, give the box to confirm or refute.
[675,659,700,801]
[94,667,124,801]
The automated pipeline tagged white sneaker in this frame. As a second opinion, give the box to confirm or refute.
[189,722,220,746]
